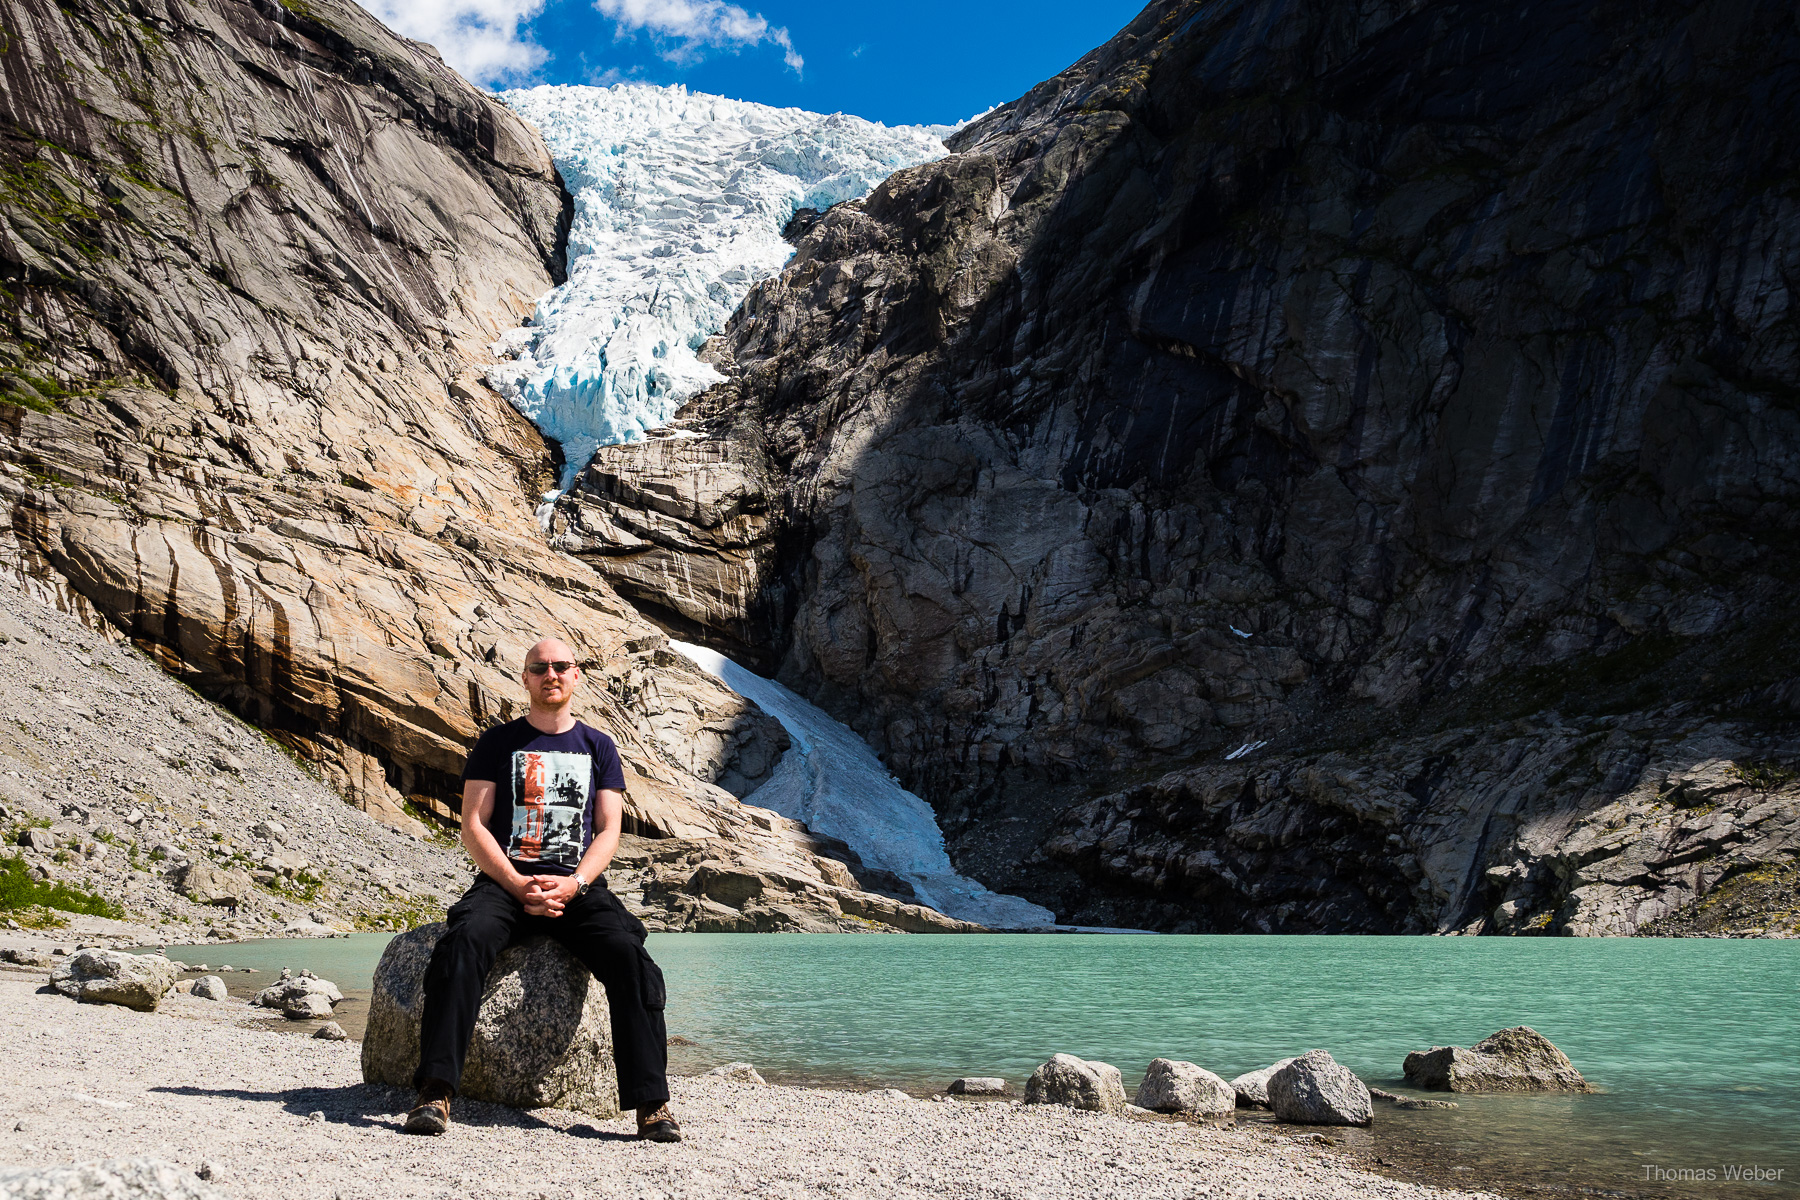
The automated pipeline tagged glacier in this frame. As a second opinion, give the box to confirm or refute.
[670,641,1056,930]
[491,83,948,487]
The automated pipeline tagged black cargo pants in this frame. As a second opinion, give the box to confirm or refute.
[414,873,669,1110]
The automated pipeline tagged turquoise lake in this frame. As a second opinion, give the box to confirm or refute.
[164,932,1800,1198]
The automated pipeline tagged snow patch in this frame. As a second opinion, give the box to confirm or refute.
[669,640,1055,930]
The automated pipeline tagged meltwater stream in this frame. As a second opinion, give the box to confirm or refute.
[669,640,1055,930]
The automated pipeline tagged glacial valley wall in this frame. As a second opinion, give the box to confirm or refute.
[568,0,1800,933]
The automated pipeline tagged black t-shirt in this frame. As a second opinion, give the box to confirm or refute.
[461,718,627,876]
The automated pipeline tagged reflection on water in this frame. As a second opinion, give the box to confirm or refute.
[163,932,1800,1198]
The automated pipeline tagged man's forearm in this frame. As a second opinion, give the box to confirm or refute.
[462,818,523,891]
[574,836,615,886]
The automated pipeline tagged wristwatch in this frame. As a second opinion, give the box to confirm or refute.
[572,870,592,896]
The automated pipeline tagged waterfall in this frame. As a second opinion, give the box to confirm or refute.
[670,641,1056,930]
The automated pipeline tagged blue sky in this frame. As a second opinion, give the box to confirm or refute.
[369,0,1147,127]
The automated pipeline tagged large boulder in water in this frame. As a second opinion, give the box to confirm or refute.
[1268,1050,1373,1126]
[1134,1059,1237,1115]
[49,950,178,1012]
[361,923,618,1117]
[1023,1053,1126,1115]
[1229,1056,1297,1107]
[1403,1026,1592,1093]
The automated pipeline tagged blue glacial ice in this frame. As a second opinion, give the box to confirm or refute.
[670,641,1056,930]
[491,83,948,488]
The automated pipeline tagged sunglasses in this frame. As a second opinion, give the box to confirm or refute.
[525,661,578,676]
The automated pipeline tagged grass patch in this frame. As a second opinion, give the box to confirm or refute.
[0,854,122,918]
[353,896,445,932]
[259,869,324,904]
[1733,761,1800,791]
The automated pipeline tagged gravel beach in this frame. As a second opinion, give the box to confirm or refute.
[0,968,1495,1200]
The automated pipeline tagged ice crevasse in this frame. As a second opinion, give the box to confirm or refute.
[491,83,949,487]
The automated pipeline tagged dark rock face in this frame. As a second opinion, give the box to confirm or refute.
[572,0,1800,931]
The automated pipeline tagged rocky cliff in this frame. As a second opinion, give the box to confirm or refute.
[0,0,965,934]
[567,0,1800,933]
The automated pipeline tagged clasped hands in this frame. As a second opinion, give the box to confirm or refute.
[512,872,580,917]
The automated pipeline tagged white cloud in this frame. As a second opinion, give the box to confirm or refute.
[366,0,549,86]
[592,0,804,75]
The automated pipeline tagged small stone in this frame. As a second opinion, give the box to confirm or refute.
[0,948,53,968]
[706,1062,766,1084]
[1370,1087,1458,1110]
[946,1077,1007,1096]
[306,1110,325,1123]
[284,992,334,1020]
[866,1088,912,1100]
[191,976,227,1001]
[1024,1054,1127,1116]
[314,1021,348,1040]
[214,751,245,775]
[197,1161,221,1182]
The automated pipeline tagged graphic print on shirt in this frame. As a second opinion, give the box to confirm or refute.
[509,751,590,867]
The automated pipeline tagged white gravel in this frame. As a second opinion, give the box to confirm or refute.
[0,971,1494,1200]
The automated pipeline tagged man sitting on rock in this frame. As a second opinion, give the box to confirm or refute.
[406,637,680,1142]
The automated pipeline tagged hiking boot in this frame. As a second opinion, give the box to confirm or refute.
[404,1080,453,1135]
[636,1102,681,1143]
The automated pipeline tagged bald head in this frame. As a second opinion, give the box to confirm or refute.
[524,638,576,669]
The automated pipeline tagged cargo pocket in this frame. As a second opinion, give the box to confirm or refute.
[637,946,667,1010]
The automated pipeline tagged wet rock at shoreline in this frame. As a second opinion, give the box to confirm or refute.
[1135,1059,1237,1116]
[0,1158,227,1199]
[1403,1027,1592,1093]
[1024,1054,1126,1116]
[49,950,178,1012]
[1268,1050,1372,1127]
[190,976,227,1002]
[1370,1087,1458,1110]
[314,1022,348,1041]
[362,924,619,1118]
[707,1062,767,1084]
[255,969,345,1020]
[284,993,334,1020]
[1230,1057,1298,1108]
[947,1077,1007,1097]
